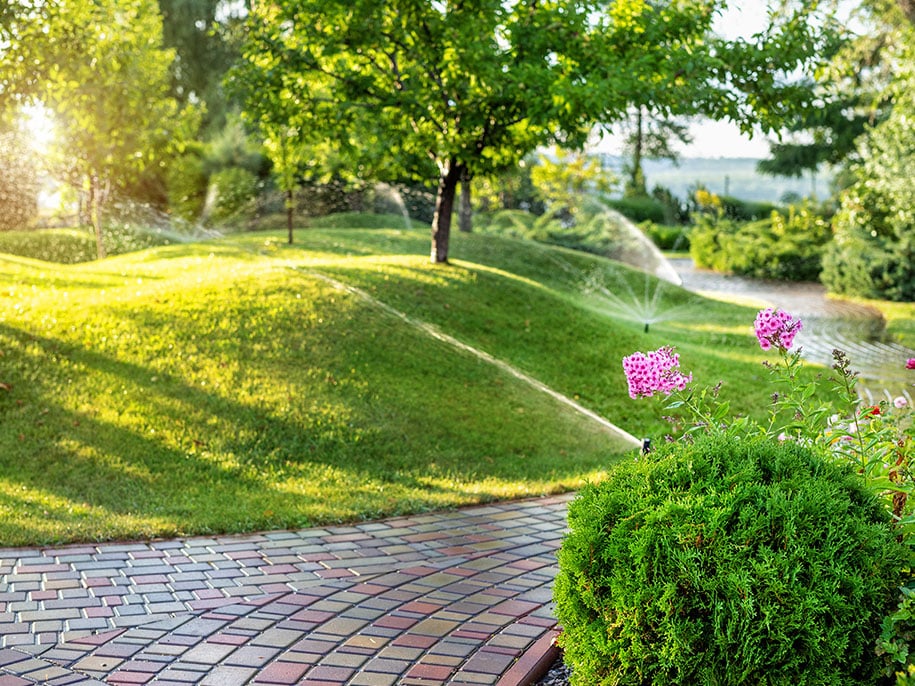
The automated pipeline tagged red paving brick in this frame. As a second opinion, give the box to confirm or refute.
[0,494,575,685]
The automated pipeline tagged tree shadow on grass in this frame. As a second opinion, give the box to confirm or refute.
[0,293,621,546]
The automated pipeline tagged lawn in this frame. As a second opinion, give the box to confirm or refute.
[0,223,804,546]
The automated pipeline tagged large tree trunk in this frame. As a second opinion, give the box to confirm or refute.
[431,161,464,263]
[459,169,472,233]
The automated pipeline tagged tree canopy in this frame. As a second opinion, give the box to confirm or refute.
[40,0,179,257]
[234,0,836,263]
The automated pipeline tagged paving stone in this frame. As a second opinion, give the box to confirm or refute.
[251,660,310,684]
[199,665,258,685]
[0,496,572,685]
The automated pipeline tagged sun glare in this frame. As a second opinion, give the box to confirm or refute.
[20,103,56,154]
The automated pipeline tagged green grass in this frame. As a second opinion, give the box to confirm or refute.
[0,226,174,264]
[0,224,796,546]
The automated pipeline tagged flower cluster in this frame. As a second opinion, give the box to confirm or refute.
[754,307,803,351]
[622,345,692,399]
[908,358,915,370]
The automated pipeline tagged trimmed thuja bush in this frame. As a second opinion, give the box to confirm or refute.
[554,433,907,685]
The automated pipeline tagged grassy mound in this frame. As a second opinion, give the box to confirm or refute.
[0,225,792,545]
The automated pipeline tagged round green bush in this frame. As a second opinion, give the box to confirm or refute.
[554,433,907,685]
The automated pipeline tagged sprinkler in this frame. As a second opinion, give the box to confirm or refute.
[644,322,650,333]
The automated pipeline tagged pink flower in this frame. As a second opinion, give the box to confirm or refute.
[754,308,803,351]
[623,346,692,399]
[907,358,915,370]
[894,396,908,409]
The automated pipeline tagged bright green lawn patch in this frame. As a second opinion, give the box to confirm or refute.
[0,226,810,546]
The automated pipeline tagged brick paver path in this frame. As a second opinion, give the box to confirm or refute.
[0,495,571,685]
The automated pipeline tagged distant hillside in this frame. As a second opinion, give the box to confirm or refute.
[595,155,831,205]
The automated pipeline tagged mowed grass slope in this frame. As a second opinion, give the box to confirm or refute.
[2,225,779,546]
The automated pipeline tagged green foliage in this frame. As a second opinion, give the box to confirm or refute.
[555,432,907,686]
[305,212,418,230]
[641,221,690,251]
[0,226,173,263]
[231,0,834,261]
[0,127,39,231]
[530,149,616,208]
[823,73,915,302]
[879,585,915,683]
[474,159,545,215]
[42,0,178,187]
[476,204,664,266]
[0,229,95,263]
[606,196,667,224]
[720,196,780,222]
[158,0,243,133]
[690,204,832,281]
[651,185,689,225]
[166,151,208,222]
[209,167,259,223]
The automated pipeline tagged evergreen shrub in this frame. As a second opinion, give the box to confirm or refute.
[554,432,906,685]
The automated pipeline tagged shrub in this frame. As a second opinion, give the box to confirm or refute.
[0,229,96,263]
[720,195,779,221]
[305,211,420,229]
[641,221,690,251]
[0,223,173,264]
[208,167,259,223]
[651,185,689,225]
[606,196,667,224]
[555,432,907,686]
[690,204,831,281]
[167,152,208,222]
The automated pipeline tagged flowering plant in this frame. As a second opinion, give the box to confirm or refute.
[623,306,915,680]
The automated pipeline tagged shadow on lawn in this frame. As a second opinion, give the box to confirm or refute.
[0,294,619,545]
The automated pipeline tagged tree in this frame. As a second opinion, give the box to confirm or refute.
[619,107,693,198]
[157,0,247,134]
[0,1,49,111]
[821,1,915,302]
[236,0,835,263]
[41,0,179,258]
[758,2,897,183]
[530,149,615,211]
